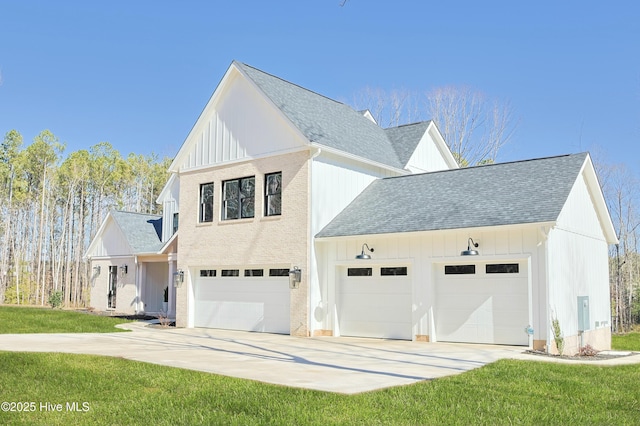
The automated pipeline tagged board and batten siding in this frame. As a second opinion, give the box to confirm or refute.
[405,128,454,173]
[313,225,546,341]
[308,152,400,332]
[547,171,611,352]
[159,175,180,243]
[179,72,305,172]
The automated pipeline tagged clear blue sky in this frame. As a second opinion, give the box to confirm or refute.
[1,1,638,172]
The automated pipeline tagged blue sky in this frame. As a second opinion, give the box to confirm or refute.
[0,1,638,172]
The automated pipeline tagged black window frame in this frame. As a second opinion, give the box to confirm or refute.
[265,172,282,217]
[220,269,240,277]
[444,265,476,275]
[347,268,373,277]
[222,176,255,220]
[199,269,216,277]
[199,182,214,223]
[244,269,264,277]
[486,263,520,274]
[269,268,290,277]
[381,267,408,276]
[172,212,179,234]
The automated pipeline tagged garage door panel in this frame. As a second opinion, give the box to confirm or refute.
[338,267,412,340]
[195,277,290,334]
[436,261,529,346]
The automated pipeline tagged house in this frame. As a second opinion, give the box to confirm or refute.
[86,60,617,355]
[85,210,178,316]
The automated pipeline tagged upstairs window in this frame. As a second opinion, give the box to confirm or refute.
[265,172,282,216]
[223,176,255,220]
[199,183,214,223]
[172,212,179,234]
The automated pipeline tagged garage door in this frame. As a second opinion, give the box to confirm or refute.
[194,268,290,334]
[338,266,412,340]
[435,261,529,345]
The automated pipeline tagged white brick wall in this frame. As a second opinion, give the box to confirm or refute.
[176,150,310,335]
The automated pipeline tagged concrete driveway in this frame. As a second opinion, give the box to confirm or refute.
[0,322,545,393]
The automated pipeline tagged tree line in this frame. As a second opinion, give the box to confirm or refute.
[0,129,170,308]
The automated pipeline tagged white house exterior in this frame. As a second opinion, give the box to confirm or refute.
[87,61,617,355]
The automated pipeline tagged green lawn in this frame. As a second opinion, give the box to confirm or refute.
[0,353,639,425]
[0,306,639,425]
[612,331,640,351]
[0,305,131,333]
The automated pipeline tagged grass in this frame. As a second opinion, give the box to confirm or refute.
[0,305,131,333]
[612,330,640,351]
[0,353,639,425]
[0,306,639,425]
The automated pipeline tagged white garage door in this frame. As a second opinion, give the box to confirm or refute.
[338,266,412,340]
[194,269,290,334]
[435,261,529,346]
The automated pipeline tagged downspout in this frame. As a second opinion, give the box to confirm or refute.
[134,256,140,314]
[539,225,551,353]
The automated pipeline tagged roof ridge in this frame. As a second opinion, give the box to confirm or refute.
[384,120,432,130]
[380,152,587,181]
[112,209,162,218]
[235,61,347,108]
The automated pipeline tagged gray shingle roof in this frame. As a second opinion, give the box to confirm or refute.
[316,153,588,238]
[384,121,433,166]
[235,61,410,170]
[111,211,163,253]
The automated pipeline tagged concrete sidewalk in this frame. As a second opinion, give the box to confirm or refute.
[0,322,637,394]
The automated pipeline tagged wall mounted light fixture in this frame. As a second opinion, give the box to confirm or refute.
[355,243,374,259]
[461,238,479,256]
[289,267,301,289]
[173,270,184,288]
[120,264,128,275]
[92,265,101,276]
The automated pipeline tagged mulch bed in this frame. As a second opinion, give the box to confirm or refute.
[524,349,635,361]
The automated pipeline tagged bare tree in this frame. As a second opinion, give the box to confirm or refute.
[351,87,421,128]
[349,85,517,166]
[426,86,516,166]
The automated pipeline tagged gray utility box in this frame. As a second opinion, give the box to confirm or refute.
[577,296,590,332]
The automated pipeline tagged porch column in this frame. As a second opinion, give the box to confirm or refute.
[168,253,177,318]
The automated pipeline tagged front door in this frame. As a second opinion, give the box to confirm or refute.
[107,266,117,309]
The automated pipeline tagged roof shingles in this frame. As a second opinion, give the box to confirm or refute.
[111,210,163,253]
[316,153,588,238]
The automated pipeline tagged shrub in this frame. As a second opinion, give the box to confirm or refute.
[48,291,63,309]
[551,315,564,355]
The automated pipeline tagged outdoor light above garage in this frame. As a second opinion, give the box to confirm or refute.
[461,238,479,256]
[355,243,374,259]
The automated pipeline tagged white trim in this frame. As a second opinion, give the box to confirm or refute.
[309,142,409,176]
[314,221,558,242]
[426,121,459,170]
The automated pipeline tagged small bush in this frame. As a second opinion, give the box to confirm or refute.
[579,344,599,357]
[48,291,63,309]
[551,315,564,355]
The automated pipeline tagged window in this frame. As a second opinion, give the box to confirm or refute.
[223,176,255,220]
[348,268,372,276]
[265,172,282,216]
[199,269,216,277]
[244,269,264,277]
[486,263,520,274]
[381,267,408,276]
[221,269,239,277]
[172,212,179,234]
[444,265,476,275]
[199,183,214,223]
[269,268,290,277]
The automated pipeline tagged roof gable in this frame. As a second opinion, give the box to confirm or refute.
[317,153,593,238]
[235,61,407,170]
[110,211,163,253]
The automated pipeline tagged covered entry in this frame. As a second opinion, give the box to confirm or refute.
[194,268,290,334]
[337,265,412,340]
[435,260,529,345]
